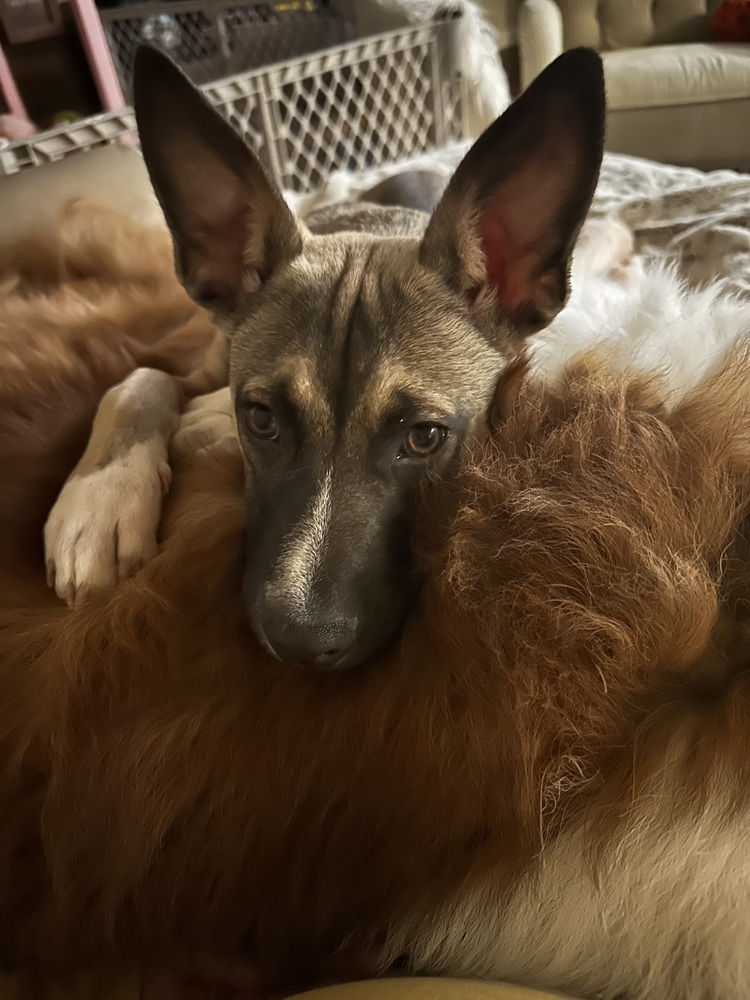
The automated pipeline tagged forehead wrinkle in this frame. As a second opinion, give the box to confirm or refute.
[352,363,457,429]
[330,242,367,334]
[241,354,333,429]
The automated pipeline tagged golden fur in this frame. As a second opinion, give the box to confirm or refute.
[1,202,750,997]
[0,200,216,566]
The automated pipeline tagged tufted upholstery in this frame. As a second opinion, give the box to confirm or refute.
[517,0,750,170]
[550,0,724,51]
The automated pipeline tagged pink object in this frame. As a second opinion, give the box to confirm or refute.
[0,112,37,139]
[0,41,29,120]
[68,0,126,112]
[0,2,130,153]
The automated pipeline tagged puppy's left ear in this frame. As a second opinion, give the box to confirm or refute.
[133,45,303,311]
[419,48,605,337]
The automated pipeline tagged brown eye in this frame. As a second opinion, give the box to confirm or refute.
[245,404,279,441]
[403,422,447,458]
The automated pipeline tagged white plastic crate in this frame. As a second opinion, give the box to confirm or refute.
[0,15,465,193]
[0,111,137,175]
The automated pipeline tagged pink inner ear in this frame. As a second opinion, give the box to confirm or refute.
[187,202,252,302]
[479,207,534,314]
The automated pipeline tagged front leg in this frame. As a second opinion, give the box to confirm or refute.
[44,368,181,607]
[44,327,229,606]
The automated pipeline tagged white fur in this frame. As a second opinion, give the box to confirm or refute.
[533,246,750,408]
[266,469,333,616]
[400,798,750,1000]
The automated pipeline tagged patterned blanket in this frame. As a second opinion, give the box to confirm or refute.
[288,144,750,298]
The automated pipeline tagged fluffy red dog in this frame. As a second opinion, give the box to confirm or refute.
[0,201,749,1000]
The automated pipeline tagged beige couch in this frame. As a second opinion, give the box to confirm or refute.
[0,143,162,248]
[517,0,750,171]
[300,981,573,1000]
[0,972,575,999]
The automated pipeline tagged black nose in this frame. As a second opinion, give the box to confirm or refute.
[263,614,358,669]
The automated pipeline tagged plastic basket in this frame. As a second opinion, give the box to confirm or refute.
[0,15,465,192]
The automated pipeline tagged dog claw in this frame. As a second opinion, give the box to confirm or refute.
[65,583,77,609]
[159,462,172,496]
[46,561,56,590]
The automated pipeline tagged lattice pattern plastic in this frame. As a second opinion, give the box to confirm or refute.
[0,17,465,192]
[101,0,356,98]
[203,69,268,171]
[0,110,137,175]
[265,22,462,191]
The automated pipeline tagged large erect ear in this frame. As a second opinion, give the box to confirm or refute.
[419,48,605,336]
[133,46,303,310]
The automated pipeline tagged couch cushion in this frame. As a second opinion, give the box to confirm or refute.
[297,979,576,1000]
[603,42,750,110]
[557,0,720,51]
[0,143,163,249]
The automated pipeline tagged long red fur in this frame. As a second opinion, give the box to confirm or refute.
[1,201,750,992]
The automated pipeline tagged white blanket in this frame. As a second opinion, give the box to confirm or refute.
[288,144,750,298]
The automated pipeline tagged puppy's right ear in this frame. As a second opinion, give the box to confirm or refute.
[419,48,605,339]
[133,46,303,310]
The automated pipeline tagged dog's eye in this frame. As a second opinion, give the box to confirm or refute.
[245,404,279,441]
[402,422,447,458]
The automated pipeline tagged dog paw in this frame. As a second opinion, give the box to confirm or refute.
[576,217,641,285]
[171,387,240,461]
[44,440,171,607]
[603,220,642,285]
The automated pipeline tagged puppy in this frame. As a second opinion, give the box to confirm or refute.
[43,47,607,671]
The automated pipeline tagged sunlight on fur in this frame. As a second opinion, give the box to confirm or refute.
[0,201,750,1000]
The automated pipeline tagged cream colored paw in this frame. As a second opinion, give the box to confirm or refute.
[44,439,170,607]
[576,217,640,284]
[171,387,239,460]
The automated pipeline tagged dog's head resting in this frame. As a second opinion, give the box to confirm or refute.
[133,46,605,670]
